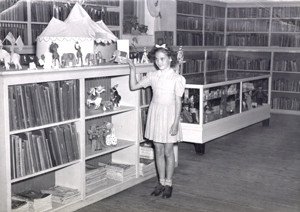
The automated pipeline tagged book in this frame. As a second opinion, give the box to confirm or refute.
[11,198,29,212]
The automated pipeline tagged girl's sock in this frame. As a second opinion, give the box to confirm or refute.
[165,179,172,187]
[159,178,166,186]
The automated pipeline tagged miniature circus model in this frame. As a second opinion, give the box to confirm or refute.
[36,3,118,67]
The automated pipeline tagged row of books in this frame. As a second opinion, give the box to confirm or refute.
[273,60,298,72]
[227,20,269,32]
[272,20,300,33]
[177,16,202,31]
[140,87,152,106]
[12,190,52,212]
[273,7,300,18]
[227,7,270,18]
[182,59,205,74]
[228,56,270,71]
[227,70,265,81]
[271,34,300,48]
[177,1,203,16]
[9,80,79,131]
[86,163,107,194]
[177,31,202,46]
[226,34,269,47]
[205,5,225,18]
[272,97,300,111]
[41,185,81,204]
[207,59,225,71]
[0,22,27,45]
[204,33,224,46]
[10,124,79,179]
[272,79,300,92]
[205,19,225,32]
[0,1,27,21]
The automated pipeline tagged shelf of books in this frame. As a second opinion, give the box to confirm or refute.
[181,74,271,146]
[0,0,121,50]
[0,63,159,212]
[271,51,300,115]
[204,4,225,46]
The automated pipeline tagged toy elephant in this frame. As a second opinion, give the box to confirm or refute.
[61,53,76,67]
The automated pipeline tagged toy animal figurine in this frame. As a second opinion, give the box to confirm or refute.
[0,40,22,70]
[75,41,83,66]
[49,42,60,68]
[86,85,106,110]
[95,51,103,64]
[102,100,114,111]
[85,53,97,66]
[110,84,121,107]
[61,53,76,67]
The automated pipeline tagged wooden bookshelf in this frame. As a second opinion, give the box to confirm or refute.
[0,63,163,212]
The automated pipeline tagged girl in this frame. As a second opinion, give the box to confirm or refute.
[127,44,186,198]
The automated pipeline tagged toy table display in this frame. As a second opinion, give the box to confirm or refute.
[180,74,271,155]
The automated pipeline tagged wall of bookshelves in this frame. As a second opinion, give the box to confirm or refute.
[0,64,160,212]
[0,0,122,54]
[174,0,300,115]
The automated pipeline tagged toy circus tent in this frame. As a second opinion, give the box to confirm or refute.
[36,2,118,62]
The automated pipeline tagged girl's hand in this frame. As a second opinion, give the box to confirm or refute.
[170,122,179,136]
[127,58,135,69]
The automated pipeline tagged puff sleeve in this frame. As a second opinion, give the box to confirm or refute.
[137,71,153,88]
[175,75,186,97]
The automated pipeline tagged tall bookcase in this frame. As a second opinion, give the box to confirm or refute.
[0,0,122,54]
[0,64,160,212]
[174,0,300,115]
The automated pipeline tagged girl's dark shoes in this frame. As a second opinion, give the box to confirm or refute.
[162,185,173,198]
[151,183,165,196]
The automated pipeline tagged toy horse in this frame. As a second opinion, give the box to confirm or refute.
[0,48,22,70]
[86,85,106,110]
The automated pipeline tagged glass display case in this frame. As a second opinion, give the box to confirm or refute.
[180,74,271,154]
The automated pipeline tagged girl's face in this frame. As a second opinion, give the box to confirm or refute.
[155,51,172,70]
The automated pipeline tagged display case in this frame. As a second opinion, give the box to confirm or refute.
[180,74,271,154]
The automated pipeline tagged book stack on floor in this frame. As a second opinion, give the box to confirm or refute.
[86,163,108,193]
[12,190,52,212]
[41,186,80,205]
[11,198,29,212]
[105,162,136,182]
[139,143,155,177]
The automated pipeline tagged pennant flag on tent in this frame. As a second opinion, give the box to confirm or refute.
[5,32,16,44]
[15,36,24,51]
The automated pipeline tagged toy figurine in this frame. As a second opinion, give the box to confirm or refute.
[252,86,267,106]
[244,91,252,110]
[141,47,149,64]
[75,41,83,66]
[0,39,22,70]
[110,84,121,107]
[86,85,106,110]
[102,122,117,146]
[177,46,184,64]
[49,42,60,68]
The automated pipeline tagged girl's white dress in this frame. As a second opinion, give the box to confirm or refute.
[138,68,186,143]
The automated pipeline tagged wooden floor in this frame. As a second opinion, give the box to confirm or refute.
[76,114,300,212]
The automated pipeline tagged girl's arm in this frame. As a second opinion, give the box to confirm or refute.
[170,95,182,136]
[127,59,143,91]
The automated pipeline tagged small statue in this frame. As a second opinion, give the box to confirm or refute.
[75,41,83,66]
[141,47,149,64]
[49,42,60,68]
[86,85,106,110]
[110,84,121,107]
[177,46,184,64]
